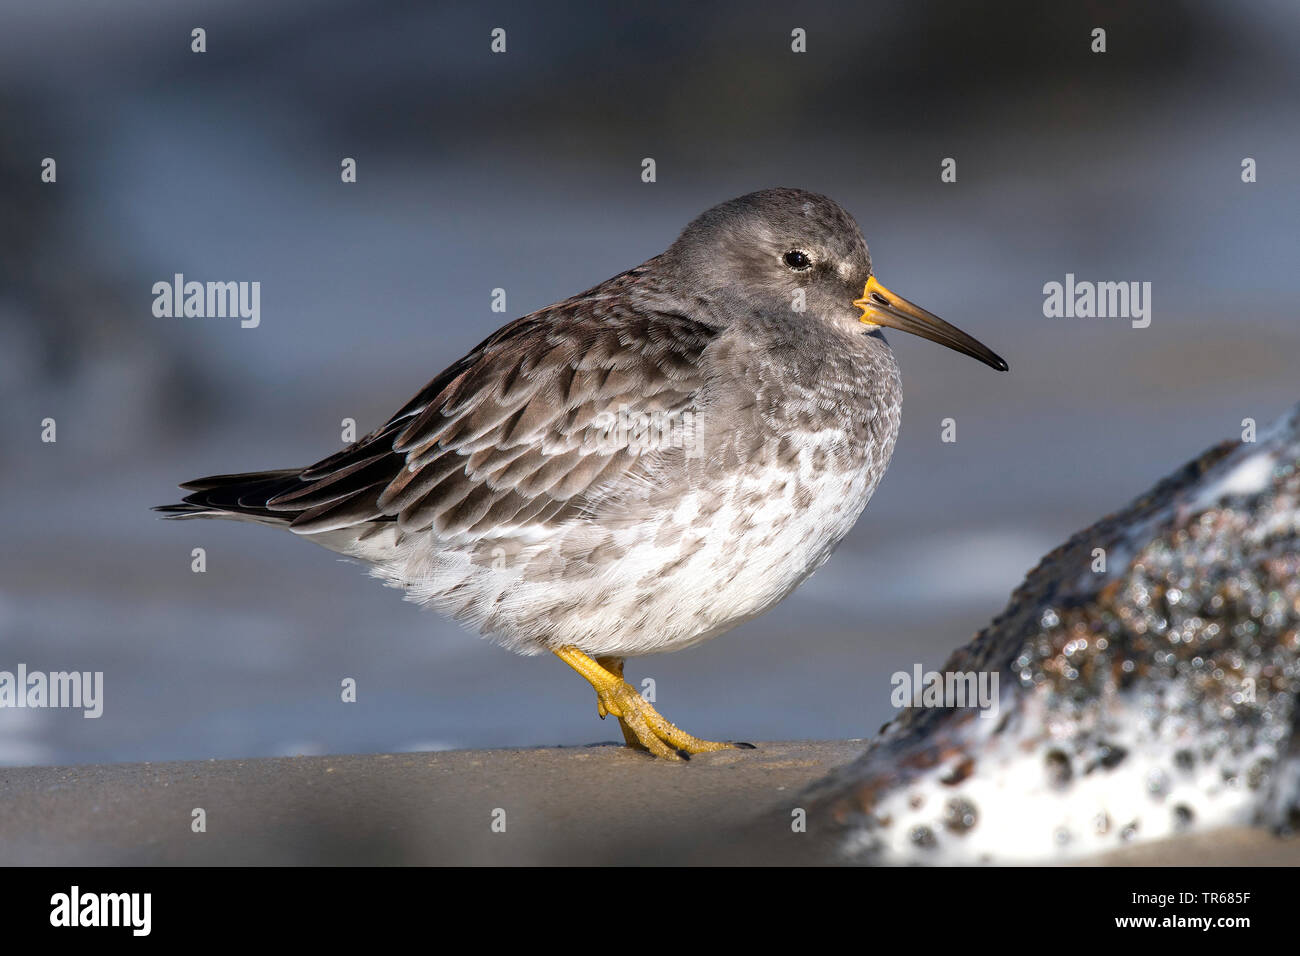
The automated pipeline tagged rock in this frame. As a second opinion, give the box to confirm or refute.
[799,403,1300,864]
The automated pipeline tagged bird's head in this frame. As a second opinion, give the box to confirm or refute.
[665,187,1007,371]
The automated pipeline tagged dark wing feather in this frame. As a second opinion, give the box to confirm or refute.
[162,271,721,546]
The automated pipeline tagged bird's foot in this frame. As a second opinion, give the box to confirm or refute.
[595,673,734,760]
[554,647,742,760]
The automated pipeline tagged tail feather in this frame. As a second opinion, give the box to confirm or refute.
[155,468,306,524]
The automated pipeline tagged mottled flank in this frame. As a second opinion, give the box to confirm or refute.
[801,403,1300,864]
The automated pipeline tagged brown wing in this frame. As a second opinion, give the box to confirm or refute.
[251,297,719,542]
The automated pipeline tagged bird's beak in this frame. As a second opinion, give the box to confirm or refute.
[853,276,1008,371]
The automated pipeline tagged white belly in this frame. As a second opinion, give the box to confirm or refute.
[600,452,886,656]
[357,417,896,658]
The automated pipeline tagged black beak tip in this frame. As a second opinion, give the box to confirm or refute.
[990,355,1009,372]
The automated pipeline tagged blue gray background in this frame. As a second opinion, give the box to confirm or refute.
[2,0,1297,765]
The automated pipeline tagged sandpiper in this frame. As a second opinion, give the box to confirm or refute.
[158,188,1007,759]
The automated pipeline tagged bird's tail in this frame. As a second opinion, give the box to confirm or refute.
[154,468,306,526]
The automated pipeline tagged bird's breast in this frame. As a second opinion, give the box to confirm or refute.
[644,332,903,640]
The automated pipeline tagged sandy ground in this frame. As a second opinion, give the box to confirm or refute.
[2,741,1297,865]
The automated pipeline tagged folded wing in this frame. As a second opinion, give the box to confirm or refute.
[160,291,719,551]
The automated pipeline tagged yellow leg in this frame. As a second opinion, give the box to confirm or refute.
[555,647,745,760]
[594,657,644,750]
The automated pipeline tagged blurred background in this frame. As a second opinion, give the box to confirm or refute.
[1,0,1297,766]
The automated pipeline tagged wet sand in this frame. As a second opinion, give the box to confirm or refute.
[2,741,1295,865]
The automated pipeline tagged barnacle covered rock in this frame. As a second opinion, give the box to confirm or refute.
[802,404,1300,863]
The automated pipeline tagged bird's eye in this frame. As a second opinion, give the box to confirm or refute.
[783,250,812,272]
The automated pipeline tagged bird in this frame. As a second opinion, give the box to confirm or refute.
[157,187,1008,760]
